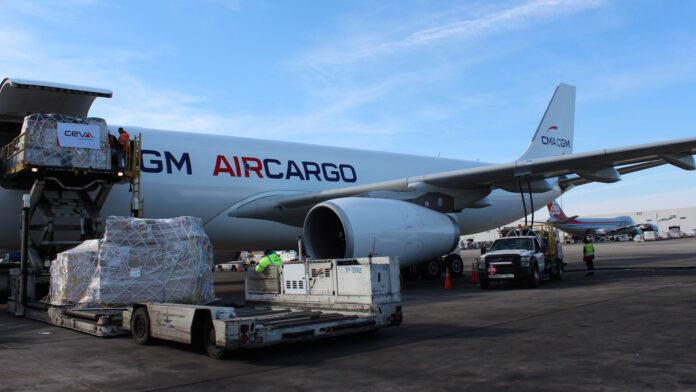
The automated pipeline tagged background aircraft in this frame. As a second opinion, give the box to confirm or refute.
[547,200,642,238]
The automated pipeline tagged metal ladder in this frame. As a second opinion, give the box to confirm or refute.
[124,133,144,218]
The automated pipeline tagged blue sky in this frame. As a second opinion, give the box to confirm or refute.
[2,0,695,218]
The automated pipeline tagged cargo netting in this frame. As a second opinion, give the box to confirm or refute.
[50,216,216,307]
[5,113,110,173]
[49,240,100,305]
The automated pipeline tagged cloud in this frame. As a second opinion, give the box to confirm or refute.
[298,0,605,68]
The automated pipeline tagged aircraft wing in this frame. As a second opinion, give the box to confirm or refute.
[277,136,696,209]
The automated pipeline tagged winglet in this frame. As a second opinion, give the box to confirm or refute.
[518,83,575,161]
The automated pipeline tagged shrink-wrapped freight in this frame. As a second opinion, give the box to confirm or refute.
[49,240,100,305]
[6,113,110,172]
[50,216,215,307]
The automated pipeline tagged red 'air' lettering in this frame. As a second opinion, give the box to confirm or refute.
[242,157,264,178]
[233,156,241,176]
[213,155,236,176]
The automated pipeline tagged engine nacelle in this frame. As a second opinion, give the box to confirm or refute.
[303,197,460,268]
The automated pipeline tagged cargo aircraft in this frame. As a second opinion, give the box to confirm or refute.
[546,200,642,238]
[0,78,695,276]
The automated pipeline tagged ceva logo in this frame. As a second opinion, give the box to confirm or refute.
[64,130,94,138]
[547,126,558,131]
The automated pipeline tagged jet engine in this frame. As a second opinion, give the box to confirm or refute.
[303,197,460,268]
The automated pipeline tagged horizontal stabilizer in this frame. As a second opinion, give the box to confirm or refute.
[554,215,579,224]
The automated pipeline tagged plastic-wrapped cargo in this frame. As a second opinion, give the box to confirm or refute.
[6,113,110,173]
[49,240,100,305]
[644,231,658,241]
[79,216,215,307]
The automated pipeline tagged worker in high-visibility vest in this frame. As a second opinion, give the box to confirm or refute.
[583,238,595,276]
[117,127,130,169]
[256,249,282,273]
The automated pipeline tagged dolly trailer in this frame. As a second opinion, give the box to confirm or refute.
[122,257,403,358]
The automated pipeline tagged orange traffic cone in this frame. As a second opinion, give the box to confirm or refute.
[471,262,478,283]
[444,267,452,290]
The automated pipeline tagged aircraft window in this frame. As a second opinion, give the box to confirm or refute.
[490,238,534,251]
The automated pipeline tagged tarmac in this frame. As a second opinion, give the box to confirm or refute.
[1,238,695,391]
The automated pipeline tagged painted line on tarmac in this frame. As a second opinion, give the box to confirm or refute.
[566,266,696,272]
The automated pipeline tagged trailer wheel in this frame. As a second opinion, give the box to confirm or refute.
[203,317,226,359]
[131,307,151,345]
[445,254,464,277]
[527,261,540,288]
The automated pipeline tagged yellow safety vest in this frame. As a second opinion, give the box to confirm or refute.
[584,243,594,256]
[255,253,282,272]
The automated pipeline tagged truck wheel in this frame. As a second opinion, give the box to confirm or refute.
[131,307,151,345]
[552,259,565,280]
[445,254,464,277]
[527,262,540,289]
[203,317,226,359]
[479,276,490,290]
[420,259,441,280]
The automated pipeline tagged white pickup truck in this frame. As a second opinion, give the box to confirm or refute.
[476,228,565,289]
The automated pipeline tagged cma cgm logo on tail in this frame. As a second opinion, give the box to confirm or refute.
[540,125,571,148]
[141,150,357,182]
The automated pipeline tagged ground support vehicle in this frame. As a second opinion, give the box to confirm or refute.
[0,79,143,316]
[476,224,565,289]
[123,257,402,358]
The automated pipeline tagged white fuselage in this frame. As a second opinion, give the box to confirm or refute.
[0,126,562,253]
[551,216,635,237]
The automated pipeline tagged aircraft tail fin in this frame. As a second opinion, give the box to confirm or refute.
[547,200,568,220]
[518,83,575,161]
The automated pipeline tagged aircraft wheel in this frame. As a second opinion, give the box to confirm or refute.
[445,254,464,277]
[401,265,420,280]
[420,259,442,280]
